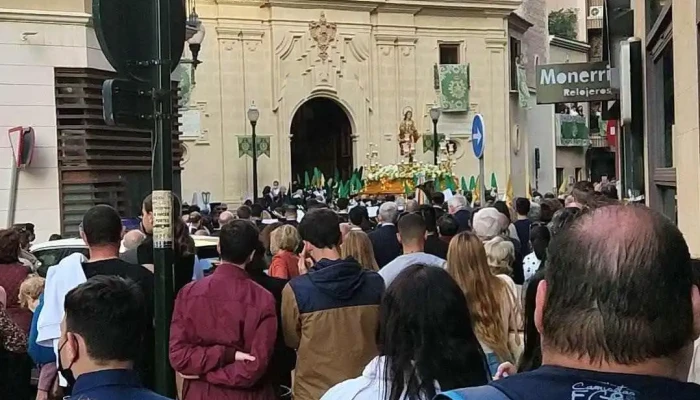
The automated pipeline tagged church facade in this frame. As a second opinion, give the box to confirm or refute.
[180,0,523,203]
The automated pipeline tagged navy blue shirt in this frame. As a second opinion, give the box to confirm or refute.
[513,219,531,254]
[438,365,700,400]
[71,369,172,400]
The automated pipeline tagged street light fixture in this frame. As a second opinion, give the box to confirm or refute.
[430,106,442,165]
[184,5,205,85]
[247,103,260,203]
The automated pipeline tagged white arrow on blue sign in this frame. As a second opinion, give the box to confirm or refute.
[472,114,485,159]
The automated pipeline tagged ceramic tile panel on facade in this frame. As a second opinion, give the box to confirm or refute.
[181,0,522,204]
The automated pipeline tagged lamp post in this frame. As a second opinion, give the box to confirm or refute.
[184,8,205,85]
[247,103,260,202]
[430,106,442,165]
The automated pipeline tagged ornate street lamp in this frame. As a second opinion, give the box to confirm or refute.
[183,2,205,85]
[430,106,442,165]
[247,103,260,202]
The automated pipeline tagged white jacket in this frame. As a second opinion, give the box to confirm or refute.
[36,252,87,386]
[321,356,440,400]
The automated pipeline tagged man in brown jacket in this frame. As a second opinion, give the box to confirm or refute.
[282,209,384,400]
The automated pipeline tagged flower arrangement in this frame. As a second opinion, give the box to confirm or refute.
[365,162,450,182]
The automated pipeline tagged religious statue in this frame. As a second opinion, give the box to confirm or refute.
[398,109,420,160]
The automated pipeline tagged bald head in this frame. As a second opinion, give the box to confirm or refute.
[122,230,146,250]
[218,211,235,226]
[541,205,695,366]
[405,199,419,213]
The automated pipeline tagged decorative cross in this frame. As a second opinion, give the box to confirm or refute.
[309,12,337,61]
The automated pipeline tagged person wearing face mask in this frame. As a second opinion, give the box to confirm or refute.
[38,205,155,395]
[58,275,169,399]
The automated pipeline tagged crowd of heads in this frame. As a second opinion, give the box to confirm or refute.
[5,176,700,400]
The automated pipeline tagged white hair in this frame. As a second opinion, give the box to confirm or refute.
[378,201,399,224]
[448,195,467,210]
[405,200,419,213]
[122,230,146,250]
[219,211,235,225]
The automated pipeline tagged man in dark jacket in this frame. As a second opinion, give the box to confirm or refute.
[368,202,401,268]
[448,195,471,232]
[282,209,384,400]
[420,205,449,259]
[246,240,296,397]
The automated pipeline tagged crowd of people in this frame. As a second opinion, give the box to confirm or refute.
[1,180,700,400]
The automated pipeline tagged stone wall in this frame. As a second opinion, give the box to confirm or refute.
[181,1,522,204]
[0,8,109,240]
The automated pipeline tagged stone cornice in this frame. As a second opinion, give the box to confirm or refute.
[216,26,266,40]
[0,8,91,26]
[550,35,590,53]
[508,12,533,34]
[250,0,520,14]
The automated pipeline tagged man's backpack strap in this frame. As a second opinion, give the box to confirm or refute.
[435,385,511,400]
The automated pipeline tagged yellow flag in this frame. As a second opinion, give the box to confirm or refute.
[526,180,532,200]
[558,177,569,195]
[505,175,514,207]
[472,176,480,205]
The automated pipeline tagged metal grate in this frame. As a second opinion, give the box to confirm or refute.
[55,68,182,235]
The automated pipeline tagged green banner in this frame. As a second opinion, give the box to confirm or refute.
[238,136,271,158]
[556,115,589,147]
[423,134,446,154]
[439,64,470,112]
[517,64,530,109]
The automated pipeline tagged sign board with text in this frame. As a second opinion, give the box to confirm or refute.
[536,62,615,104]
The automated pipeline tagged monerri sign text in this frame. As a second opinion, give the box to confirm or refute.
[536,62,616,104]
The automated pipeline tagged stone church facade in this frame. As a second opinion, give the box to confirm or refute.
[180,0,522,203]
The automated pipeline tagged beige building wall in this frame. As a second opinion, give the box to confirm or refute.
[0,6,110,241]
[633,0,700,255]
[181,0,522,204]
[669,1,700,255]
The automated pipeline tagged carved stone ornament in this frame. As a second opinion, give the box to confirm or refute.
[309,12,337,61]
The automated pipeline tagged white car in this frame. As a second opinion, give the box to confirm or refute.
[30,235,219,277]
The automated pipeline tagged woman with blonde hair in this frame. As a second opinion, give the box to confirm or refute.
[483,236,515,278]
[341,231,379,271]
[269,224,301,279]
[446,231,521,377]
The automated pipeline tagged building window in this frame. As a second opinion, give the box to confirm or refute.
[647,0,671,33]
[589,102,602,134]
[556,168,564,193]
[575,167,583,182]
[439,44,460,64]
[509,37,521,91]
[661,46,674,168]
[660,186,677,224]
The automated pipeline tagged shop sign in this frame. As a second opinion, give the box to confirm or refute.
[536,62,615,104]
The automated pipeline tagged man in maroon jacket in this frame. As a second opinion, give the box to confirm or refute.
[169,220,277,400]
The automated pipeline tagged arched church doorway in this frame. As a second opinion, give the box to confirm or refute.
[290,98,353,186]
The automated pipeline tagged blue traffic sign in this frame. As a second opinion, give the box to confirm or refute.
[472,114,485,159]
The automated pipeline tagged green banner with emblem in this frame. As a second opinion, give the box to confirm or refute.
[439,64,470,112]
[423,134,446,154]
[556,115,589,147]
[238,136,271,158]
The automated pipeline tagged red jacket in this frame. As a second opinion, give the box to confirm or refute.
[268,251,299,280]
[0,262,32,333]
[169,263,278,400]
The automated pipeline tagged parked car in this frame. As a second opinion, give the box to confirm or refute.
[30,235,220,277]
